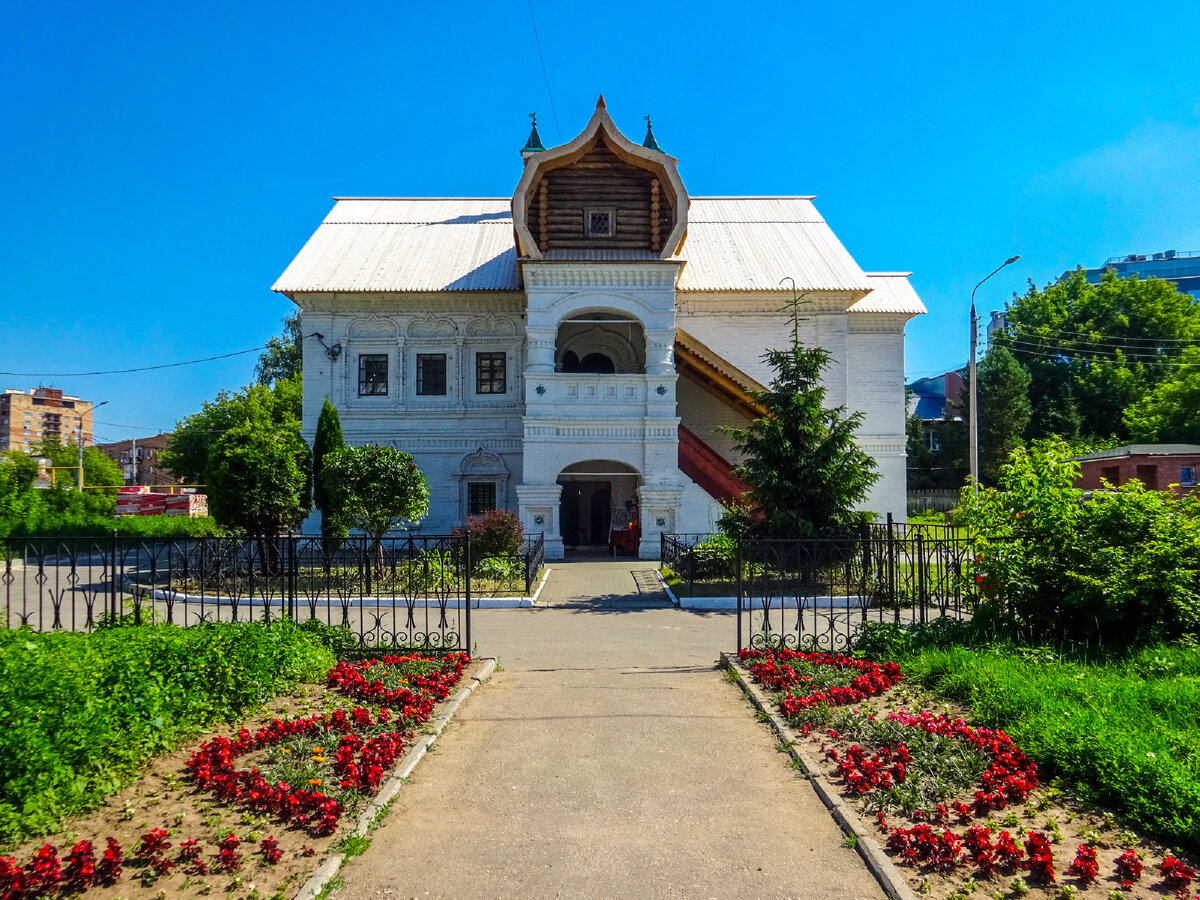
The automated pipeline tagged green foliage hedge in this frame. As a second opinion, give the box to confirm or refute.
[960,439,1200,645]
[856,621,1200,851]
[0,621,337,847]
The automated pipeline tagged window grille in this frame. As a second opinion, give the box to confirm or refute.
[468,482,497,516]
[417,354,447,396]
[358,354,389,396]
[476,352,506,394]
[585,208,615,237]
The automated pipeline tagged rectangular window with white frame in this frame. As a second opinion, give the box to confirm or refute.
[416,353,447,396]
[476,352,506,394]
[358,354,389,396]
[1182,466,1197,486]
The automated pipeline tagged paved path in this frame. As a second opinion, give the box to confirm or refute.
[337,561,882,900]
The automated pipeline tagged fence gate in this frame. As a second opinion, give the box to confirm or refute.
[661,520,975,652]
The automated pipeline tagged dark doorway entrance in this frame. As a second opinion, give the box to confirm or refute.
[559,481,612,547]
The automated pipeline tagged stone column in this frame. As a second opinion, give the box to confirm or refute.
[525,327,556,374]
[637,484,685,559]
[517,483,564,560]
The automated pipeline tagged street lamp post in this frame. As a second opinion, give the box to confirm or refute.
[78,400,109,490]
[969,256,1021,492]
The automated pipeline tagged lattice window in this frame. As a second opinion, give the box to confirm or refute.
[476,352,506,394]
[358,354,388,396]
[416,354,447,396]
[468,482,497,516]
[586,208,614,237]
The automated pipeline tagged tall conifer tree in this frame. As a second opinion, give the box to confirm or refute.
[721,344,878,538]
[312,397,347,540]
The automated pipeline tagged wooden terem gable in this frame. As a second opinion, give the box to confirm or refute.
[512,96,689,260]
[526,136,675,254]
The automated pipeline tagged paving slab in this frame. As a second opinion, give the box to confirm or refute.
[336,561,883,900]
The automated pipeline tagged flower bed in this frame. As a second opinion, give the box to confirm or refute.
[738,648,1200,900]
[0,652,469,900]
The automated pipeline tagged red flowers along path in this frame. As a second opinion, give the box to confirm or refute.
[0,653,469,900]
[737,647,1198,899]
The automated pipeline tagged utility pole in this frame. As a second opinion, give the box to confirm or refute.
[131,437,138,485]
[77,439,84,491]
[969,256,1021,492]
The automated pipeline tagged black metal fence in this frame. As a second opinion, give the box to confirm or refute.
[661,519,976,652]
[1,532,546,651]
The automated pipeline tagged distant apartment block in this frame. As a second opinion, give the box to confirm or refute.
[0,388,94,452]
[96,434,184,488]
[1059,250,1200,298]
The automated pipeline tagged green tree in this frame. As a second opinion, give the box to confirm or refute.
[203,422,311,536]
[0,452,40,536]
[162,373,303,484]
[994,269,1200,442]
[720,344,878,538]
[34,441,124,494]
[962,346,1032,484]
[1124,345,1200,443]
[255,311,303,385]
[312,397,347,541]
[323,445,429,569]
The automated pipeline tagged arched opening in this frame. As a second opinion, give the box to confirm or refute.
[555,313,645,374]
[556,460,642,554]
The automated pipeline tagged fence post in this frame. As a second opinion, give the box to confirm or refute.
[464,531,472,653]
[286,532,296,620]
[916,530,926,624]
[736,536,744,651]
[109,529,119,623]
[887,512,898,624]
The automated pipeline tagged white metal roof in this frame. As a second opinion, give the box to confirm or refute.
[850,273,927,315]
[272,197,886,297]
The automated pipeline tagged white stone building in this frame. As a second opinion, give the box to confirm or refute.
[273,99,925,559]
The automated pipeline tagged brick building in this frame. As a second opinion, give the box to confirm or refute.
[95,433,185,488]
[1073,444,1200,497]
[0,388,94,452]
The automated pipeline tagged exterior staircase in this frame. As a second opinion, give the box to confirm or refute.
[678,424,750,503]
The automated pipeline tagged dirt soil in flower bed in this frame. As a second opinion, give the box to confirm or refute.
[2,653,480,900]
[736,649,1200,900]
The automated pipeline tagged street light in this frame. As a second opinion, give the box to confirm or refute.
[969,256,1021,492]
[78,400,108,490]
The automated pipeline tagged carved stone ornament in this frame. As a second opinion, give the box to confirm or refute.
[456,447,508,477]
[466,314,518,337]
[407,314,458,339]
[347,314,399,339]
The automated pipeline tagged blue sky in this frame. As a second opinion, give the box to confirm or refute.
[2,0,1198,444]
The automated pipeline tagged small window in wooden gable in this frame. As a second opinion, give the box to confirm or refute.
[585,208,615,237]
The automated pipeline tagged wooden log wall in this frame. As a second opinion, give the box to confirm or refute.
[527,138,673,252]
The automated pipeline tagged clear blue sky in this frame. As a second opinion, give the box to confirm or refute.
[3,0,1198,444]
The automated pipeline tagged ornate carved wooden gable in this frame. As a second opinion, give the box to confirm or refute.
[512,96,689,260]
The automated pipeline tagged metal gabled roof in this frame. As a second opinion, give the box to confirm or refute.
[850,272,927,315]
[273,196,894,297]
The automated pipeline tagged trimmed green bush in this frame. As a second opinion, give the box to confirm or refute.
[0,621,335,846]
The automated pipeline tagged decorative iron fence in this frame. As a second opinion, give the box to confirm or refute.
[1,532,546,650]
[661,519,976,652]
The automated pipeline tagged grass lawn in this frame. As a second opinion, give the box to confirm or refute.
[859,628,1200,851]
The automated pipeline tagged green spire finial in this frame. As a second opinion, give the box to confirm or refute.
[522,113,545,153]
[642,114,662,152]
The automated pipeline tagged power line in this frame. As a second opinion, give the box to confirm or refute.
[1004,337,1187,362]
[1004,324,1200,346]
[525,0,561,141]
[0,345,267,377]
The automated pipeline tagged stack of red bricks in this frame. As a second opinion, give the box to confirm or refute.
[115,486,208,517]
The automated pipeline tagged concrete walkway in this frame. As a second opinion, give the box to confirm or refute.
[336,561,882,900]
